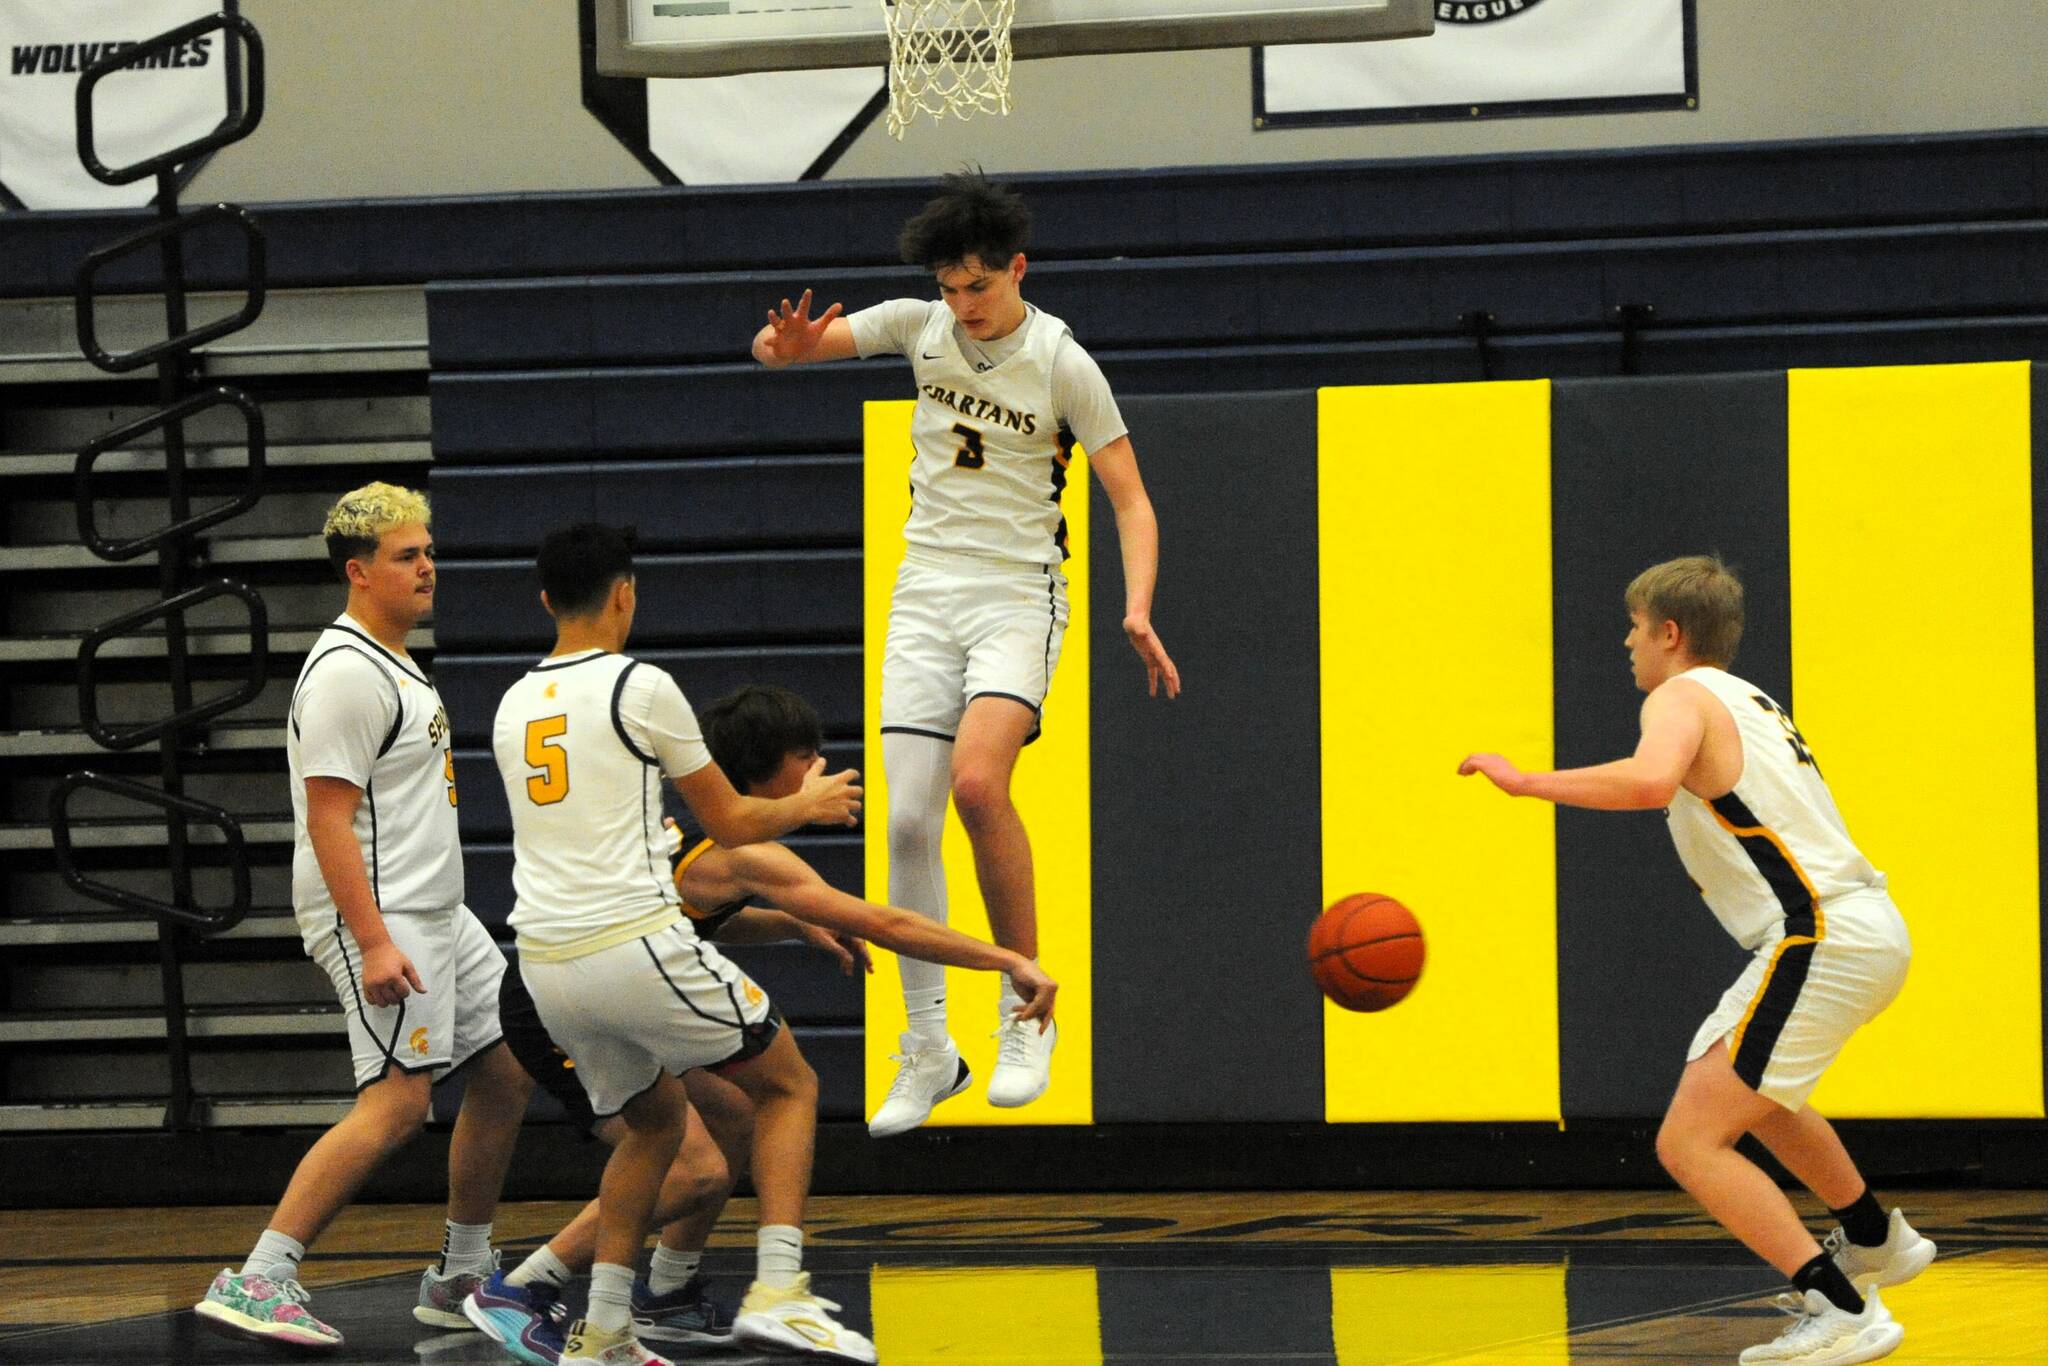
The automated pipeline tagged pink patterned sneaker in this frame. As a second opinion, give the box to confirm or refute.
[194,1267,344,1348]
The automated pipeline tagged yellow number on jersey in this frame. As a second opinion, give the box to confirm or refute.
[443,749,458,806]
[525,715,569,804]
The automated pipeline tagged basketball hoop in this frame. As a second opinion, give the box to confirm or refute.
[882,0,1017,140]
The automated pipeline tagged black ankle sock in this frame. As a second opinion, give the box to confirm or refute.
[1829,1188,1889,1248]
[1792,1253,1865,1314]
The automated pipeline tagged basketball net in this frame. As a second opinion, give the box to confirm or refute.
[882,0,1017,140]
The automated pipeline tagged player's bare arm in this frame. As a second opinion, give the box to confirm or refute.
[673,754,861,844]
[303,775,424,1006]
[1459,679,1710,810]
[702,904,873,977]
[751,289,858,368]
[1089,436,1181,699]
[713,842,1057,1023]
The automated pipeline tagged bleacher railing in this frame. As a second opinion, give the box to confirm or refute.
[47,10,268,1131]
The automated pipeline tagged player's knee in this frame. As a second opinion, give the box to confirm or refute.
[1654,1116,1699,1181]
[360,1086,430,1147]
[950,770,1010,827]
[886,799,944,860]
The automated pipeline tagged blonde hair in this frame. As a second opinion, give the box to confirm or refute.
[1625,555,1743,667]
[324,482,430,580]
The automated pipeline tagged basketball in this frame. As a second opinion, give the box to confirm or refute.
[1307,894,1425,1012]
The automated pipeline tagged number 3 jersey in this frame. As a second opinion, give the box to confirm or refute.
[850,299,1125,567]
[490,649,714,960]
[1664,666,1884,950]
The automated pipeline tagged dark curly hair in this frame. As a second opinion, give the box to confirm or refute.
[898,168,1032,272]
[698,685,825,792]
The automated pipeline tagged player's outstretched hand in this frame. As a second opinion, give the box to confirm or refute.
[362,940,425,1008]
[801,923,874,976]
[762,289,844,364]
[1124,614,1181,699]
[1457,752,1525,796]
[1006,958,1058,1028]
[798,755,863,827]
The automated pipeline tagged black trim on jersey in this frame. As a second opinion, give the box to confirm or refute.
[366,779,381,904]
[965,691,1045,747]
[327,622,431,686]
[1040,566,1060,694]
[610,660,659,766]
[690,935,760,1034]
[693,897,753,941]
[644,928,748,1030]
[1732,936,1818,1091]
[1709,791,1818,937]
[880,724,957,744]
[532,649,611,673]
[640,768,673,907]
[969,690,1042,716]
[1050,426,1077,561]
[291,643,405,757]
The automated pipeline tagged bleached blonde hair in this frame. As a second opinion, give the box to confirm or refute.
[323,482,430,580]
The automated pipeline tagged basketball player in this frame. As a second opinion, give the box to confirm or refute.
[489,525,871,1366]
[195,484,536,1349]
[752,169,1179,1135]
[1460,556,1933,1366]
[468,685,1055,1365]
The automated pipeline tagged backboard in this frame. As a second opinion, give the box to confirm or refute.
[596,0,1433,78]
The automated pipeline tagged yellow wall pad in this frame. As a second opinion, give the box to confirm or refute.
[1790,362,2042,1118]
[1318,382,1561,1123]
[1332,1263,1570,1364]
[862,399,1094,1125]
[872,1266,1102,1363]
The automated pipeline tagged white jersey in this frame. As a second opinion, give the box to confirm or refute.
[1665,667,1885,949]
[903,301,1082,566]
[491,650,715,961]
[287,614,462,922]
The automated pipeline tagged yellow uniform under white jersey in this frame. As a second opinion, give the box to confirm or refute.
[1665,666,1884,950]
[491,649,714,960]
[287,614,462,920]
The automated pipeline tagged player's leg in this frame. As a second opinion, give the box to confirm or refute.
[720,1029,876,1363]
[873,557,973,1135]
[631,1068,755,1347]
[1751,1104,1936,1291]
[419,908,532,1326]
[195,1062,429,1348]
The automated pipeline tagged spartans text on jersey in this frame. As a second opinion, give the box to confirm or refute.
[919,383,1040,435]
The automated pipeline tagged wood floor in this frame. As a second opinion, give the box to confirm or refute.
[4,1189,2042,1363]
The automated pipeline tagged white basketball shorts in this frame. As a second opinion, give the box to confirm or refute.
[304,902,507,1090]
[881,546,1070,743]
[1688,887,1911,1110]
[517,923,777,1119]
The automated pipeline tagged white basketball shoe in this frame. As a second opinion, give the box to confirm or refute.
[1738,1286,1902,1365]
[867,1032,970,1137]
[1825,1209,1936,1289]
[986,1016,1056,1108]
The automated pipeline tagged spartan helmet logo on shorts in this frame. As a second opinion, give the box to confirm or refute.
[409,1027,430,1057]
[1437,0,1550,22]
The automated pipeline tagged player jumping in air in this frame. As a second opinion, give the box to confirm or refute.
[752,169,1179,1135]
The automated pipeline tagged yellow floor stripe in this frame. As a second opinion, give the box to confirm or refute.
[1317,383,1561,1122]
[861,399,1093,1125]
[1789,362,2043,1118]
[1331,1264,1569,1363]
[871,1266,1102,1363]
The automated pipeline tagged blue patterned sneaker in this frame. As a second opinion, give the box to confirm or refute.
[416,1250,501,1328]
[194,1267,344,1348]
[631,1274,734,1347]
[463,1270,569,1366]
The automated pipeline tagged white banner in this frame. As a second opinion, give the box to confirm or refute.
[647,67,884,185]
[0,0,231,210]
[1257,0,1693,128]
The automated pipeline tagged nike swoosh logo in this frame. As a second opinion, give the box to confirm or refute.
[921,350,943,359]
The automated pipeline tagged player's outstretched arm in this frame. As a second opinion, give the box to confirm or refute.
[672,754,861,846]
[1459,681,1708,810]
[1088,436,1181,699]
[751,288,859,368]
[305,776,424,1006]
[708,906,872,975]
[727,842,1057,1022]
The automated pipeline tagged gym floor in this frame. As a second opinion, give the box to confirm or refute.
[4,1190,2042,1363]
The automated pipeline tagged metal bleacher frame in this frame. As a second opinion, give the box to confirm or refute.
[35,12,271,1133]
